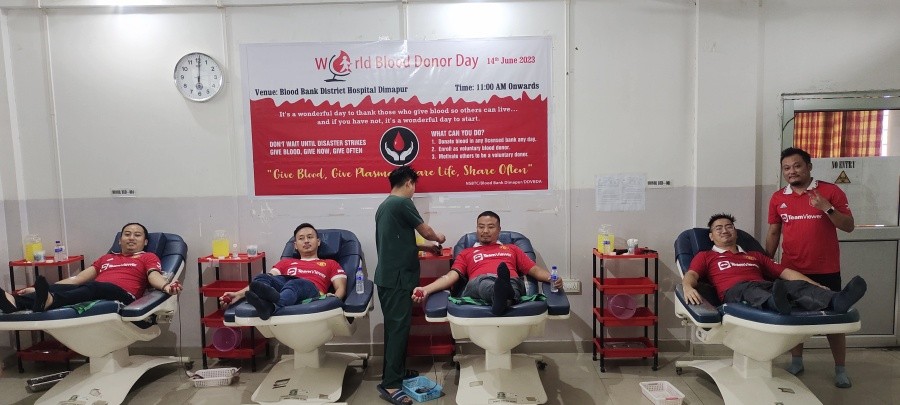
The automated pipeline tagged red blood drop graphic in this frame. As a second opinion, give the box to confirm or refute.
[393,132,405,151]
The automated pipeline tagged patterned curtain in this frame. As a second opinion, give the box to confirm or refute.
[793,110,883,157]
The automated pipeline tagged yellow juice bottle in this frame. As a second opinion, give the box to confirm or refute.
[416,233,426,257]
[24,235,42,262]
[212,230,230,258]
[597,225,614,254]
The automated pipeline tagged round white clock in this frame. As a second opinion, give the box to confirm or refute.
[173,52,224,102]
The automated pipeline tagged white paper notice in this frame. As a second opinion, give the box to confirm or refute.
[596,173,646,212]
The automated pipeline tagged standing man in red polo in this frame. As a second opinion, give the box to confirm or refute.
[766,147,856,388]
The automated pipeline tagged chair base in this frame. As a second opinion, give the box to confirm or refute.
[35,355,181,405]
[675,357,822,405]
[453,354,547,405]
[251,352,362,404]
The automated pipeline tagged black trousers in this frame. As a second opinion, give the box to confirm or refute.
[724,280,835,311]
[377,285,413,389]
[18,281,134,310]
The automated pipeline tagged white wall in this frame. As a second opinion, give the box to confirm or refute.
[1,0,899,351]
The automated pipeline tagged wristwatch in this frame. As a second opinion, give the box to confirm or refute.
[825,206,836,215]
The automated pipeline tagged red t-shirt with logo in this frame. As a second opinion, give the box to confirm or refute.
[689,248,785,301]
[91,252,162,298]
[271,258,346,294]
[452,243,536,279]
[768,180,850,275]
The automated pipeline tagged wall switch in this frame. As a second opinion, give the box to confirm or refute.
[562,279,581,294]
[111,188,136,197]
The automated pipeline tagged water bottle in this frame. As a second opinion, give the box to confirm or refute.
[355,266,365,294]
[550,266,559,293]
[54,241,68,261]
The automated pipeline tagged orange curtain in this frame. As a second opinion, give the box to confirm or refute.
[793,110,883,157]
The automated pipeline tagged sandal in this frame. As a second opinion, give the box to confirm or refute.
[377,385,413,405]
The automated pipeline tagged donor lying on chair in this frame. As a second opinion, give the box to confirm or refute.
[1,223,182,314]
[0,223,187,405]
[222,222,346,320]
[412,210,563,314]
[683,213,866,317]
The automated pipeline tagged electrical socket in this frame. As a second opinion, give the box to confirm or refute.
[562,279,581,294]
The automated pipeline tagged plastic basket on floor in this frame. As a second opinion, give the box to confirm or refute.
[402,376,442,402]
[639,381,685,405]
[190,367,240,388]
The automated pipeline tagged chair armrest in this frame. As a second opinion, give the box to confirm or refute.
[424,290,450,321]
[343,279,374,317]
[120,290,172,321]
[674,284,722,326]
[539,282,570,318]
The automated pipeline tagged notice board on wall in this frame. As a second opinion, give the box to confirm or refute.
[242,37,551,196]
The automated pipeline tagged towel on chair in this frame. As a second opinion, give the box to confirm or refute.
[63,300,103,314]
[299,295,328,305]
[448,294,546,306]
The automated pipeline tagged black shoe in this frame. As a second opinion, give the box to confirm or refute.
[770,280,791,315]
[245,291,275,320]
[491,263,512,316]
[32,276,50,312]
[0,288,17,313]
[832,276,867,313]
[250,281,280,304]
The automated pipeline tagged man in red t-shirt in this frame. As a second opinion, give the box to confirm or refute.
[682,214,865,315]
[766,147,857,387]
[0,223,182,314]
[411,211,563,315]
[222,223,346,320]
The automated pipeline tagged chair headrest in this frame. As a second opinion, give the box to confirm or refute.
[453,231,536,262]
[673,227,765,274]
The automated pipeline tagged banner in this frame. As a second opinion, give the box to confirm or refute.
[243,38,551,196]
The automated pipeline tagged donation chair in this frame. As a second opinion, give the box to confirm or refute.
[424,231,570,405]
[673,227,861,405]
[0,232,187,405]
[225,229,372,404]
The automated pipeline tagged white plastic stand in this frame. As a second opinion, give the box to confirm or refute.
[676,352,822,405]
[251,351,363,404]
[446,313,550,405]
[454,354,547,405]
[36,352,181,405]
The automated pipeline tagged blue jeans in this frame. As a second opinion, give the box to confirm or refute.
[252,274,321,307]
[462,274,525,304]
[18,281,134,310]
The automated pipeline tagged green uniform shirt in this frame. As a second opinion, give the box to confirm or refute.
[375,195,424,289]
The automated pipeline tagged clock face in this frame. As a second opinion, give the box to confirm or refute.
[174,52,223,102]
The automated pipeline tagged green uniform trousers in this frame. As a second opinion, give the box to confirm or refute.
[378,284,413,389]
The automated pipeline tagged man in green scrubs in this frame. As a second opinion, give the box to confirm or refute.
[375,166,445,404]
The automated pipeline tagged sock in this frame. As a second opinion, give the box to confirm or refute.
[32,276,50,312]
[770,279,791,315]
[245,291,275,320]
[835,365,851,388]
[832,276,867,313]
[0,290,17,313]
[786,356,804,375]
[250,280,280,303]
[491,263,512,316]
